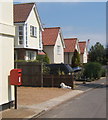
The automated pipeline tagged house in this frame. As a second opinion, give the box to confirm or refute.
[0,0,15,110]
[42,27,65,63]
[14,3,43,60]
[64,38,80,64]
[79,41,88,63]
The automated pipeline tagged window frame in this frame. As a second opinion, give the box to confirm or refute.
[57,45,61,55]
[30,25,37,38]
[18,25,24,45]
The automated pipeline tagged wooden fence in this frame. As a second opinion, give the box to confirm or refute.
[14,62,74,88]
[43,75,74,89]
[15,62,43,87]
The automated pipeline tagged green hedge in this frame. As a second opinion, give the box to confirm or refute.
[15,59,39,63]
[83,62,102,80]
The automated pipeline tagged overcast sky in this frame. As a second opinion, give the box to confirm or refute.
[14,1,106,47]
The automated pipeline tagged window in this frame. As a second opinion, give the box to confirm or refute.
[25,24,28,47]
[57,45,61,55]
[30,26,37,37]
[39,31,42,48]
[26,51,36,60]
[18,26,23,44]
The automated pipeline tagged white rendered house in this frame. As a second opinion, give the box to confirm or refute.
[64,38,80,64]
[42,27,65,63]
[0,0,15,110]
[14,3,43,60]
[79,41,88,63]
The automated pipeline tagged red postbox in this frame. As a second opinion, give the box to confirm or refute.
[10,69,22,85]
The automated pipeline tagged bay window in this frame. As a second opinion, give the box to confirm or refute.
[18,26,24,44]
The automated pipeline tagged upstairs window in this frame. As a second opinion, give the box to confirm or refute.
[57,45,61,55]
[30,26,37,37]
[18,26,23,44]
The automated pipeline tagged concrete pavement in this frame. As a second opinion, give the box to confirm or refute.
[1,77,106,119]
[1,90,84,119]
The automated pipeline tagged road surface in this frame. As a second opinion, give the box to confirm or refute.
[37,78,107,118]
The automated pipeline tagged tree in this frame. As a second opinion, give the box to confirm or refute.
[37,54,50,75]
[36,54,50,64]
[104,44,108,65]
[83,62,102,80]
[88,42,105,64]
[71,49,80,67]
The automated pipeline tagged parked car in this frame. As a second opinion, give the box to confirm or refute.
[72,67,82,72]
[46,63,73,75]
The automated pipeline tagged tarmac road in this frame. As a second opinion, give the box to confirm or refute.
[37,78,107,119]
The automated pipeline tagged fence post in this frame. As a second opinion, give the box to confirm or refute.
[52,75,54,87]
[14,62,18,69]
[71,73,74,89]
[41,63,43,87]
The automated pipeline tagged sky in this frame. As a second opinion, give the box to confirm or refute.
[14,1,106,47]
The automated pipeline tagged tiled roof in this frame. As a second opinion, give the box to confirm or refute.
[38,51,46,55]
[14,3,34,23]
[42,27,60,46]
[79,41,86,54]
[64,38,77,52]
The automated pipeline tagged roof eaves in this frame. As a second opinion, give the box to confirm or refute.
[14,21,25,23]
[33,3,43,31]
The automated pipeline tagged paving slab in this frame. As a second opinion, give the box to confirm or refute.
[19,90,84,111]
[2,108,43,119]
[1,90,84,119]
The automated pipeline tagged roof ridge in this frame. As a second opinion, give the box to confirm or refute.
[64,38,77,40]
[14,2,35,5]
[44,27,60,29]
[79,41,86,43]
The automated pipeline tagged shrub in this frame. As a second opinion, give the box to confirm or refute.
[43,65,50,75]
[36,54,50,64]
[101,68,106,77]
[83,62,102,80]
[71,49,80,67]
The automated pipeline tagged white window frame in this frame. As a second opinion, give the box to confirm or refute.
[18,25,24,45]
[26,51,36,60]
[30,25,37,37]
[57,45,61,55]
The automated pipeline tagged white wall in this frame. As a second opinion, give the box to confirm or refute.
[0,2,13,25]
[83,48,88,63]
[54,33,64,63]
[26,7,42,50]
[80,48,88,64]
[64,52,73,64]
[0,1,15,106]
[43,46,54,63]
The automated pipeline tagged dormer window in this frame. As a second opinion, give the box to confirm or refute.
[18,26,24,44]
[30,26,37,37]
